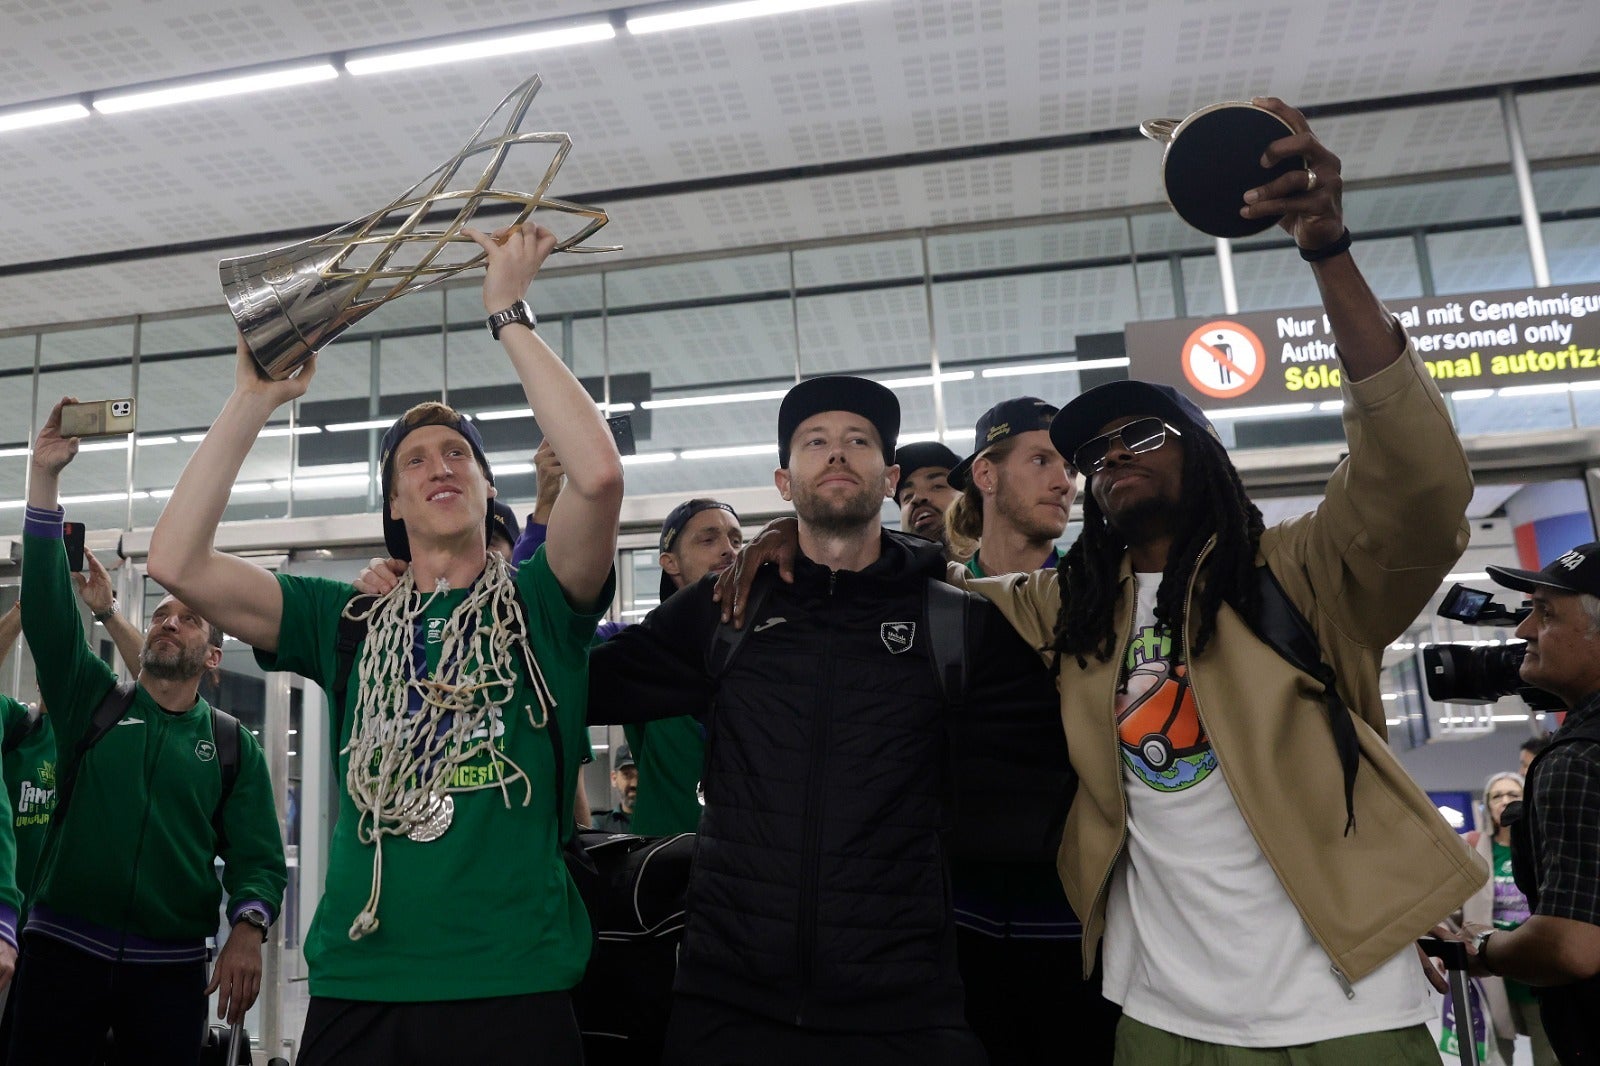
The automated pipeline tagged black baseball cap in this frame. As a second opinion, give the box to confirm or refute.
[777,376,899,468]
[1049,380,1219,472]
[488,500,519,553]
[894,442,961,497]
[948,397,1059,490]
[614,745,636,770]
[1488,543,1600,599]
[379,407,494,562]
[658,498,740,601]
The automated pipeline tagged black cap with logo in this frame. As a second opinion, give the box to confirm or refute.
[1488,542,1600,599]
[777,376,900,468]
[893,441,961,497]
[488,500,519,553]
[948,397,1058,490]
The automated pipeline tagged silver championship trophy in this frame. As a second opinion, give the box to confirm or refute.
[222,75,618,380]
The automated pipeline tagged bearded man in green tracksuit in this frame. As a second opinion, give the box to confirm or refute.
[9,398,287,1066]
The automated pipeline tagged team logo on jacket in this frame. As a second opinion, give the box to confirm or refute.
[881,621,916,654]
[195,739,217,762]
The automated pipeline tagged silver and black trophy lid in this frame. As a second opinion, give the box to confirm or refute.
[1140,101,1303,239]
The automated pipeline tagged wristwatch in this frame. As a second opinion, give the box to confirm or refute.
[1473,929,1496,974]
[235,907,271,942]
[93,599,118,623]
[486,300,536,340]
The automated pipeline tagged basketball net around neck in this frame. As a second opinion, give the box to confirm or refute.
[339,551,555,940]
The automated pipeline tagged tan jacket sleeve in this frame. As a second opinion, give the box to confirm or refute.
[1271,341,1472,651]
[950,563,1062,660]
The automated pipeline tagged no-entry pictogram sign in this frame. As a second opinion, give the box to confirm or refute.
[1181,321,1265,399]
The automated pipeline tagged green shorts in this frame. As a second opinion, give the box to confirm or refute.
[1113,1015,1438,1066]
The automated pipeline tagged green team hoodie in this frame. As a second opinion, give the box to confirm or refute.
[0,696,21,949]
[21,507,286,948]
[0,693,54,911]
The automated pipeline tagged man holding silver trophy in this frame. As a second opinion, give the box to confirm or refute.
[147,220,624,1064]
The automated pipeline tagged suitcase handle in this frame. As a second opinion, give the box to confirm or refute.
[1418,936,1470,970]
[1418,937,1480,1066]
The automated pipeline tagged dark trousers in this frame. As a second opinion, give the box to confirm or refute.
[298,991,583,1066]
[662,994,989,1066]
[5,932,207,1066]
[955,930,1120,1066]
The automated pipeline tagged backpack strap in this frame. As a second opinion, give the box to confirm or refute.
[707,569,775,679]
[330,594,377,740]
[2,706,44,757]
[210,707,243,851]
[1250,564,1360,835]
[54,682,139,824]
[923,578,969,704]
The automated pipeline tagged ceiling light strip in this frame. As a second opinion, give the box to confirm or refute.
[346,22,616,76]
[0,102,90,133]
[679,444,777,460]
[642,389,790,410]
[627,0,879,35]
[94,64,339,115]
[980,357,1132,378]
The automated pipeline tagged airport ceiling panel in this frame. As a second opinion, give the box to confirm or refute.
[609,299,799,386]
[1,0,1597,336]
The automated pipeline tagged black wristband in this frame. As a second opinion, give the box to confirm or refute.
[1299,228,1352,263]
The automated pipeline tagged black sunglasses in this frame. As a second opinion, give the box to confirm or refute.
[1073,416,1183,475]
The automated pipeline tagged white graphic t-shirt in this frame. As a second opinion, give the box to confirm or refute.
[1099,574,1433,1046]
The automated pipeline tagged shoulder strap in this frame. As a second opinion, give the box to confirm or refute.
[2,706,44,757]
[707,570,775,679]
[331,594,378,728]
[1250,564,1360,835]
[54,682,139,823]
[923,578,969,703]
[209,707,243,851]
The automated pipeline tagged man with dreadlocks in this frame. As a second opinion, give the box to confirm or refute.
[962,98,1486,1063]
[148,222,624,1066]
[720,99,1487,1063]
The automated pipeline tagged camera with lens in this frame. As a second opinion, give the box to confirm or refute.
[1422,584,1561,711]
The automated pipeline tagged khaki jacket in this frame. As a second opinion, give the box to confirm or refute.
[962,344,1490,984]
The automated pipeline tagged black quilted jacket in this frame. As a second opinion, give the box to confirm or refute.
[590,531,1066,1031]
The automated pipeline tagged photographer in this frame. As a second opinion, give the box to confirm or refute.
[1467,543,1600,1064]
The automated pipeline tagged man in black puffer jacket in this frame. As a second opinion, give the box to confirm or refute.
[591,376,1067,1066]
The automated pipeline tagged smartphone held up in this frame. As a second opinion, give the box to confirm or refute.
[59,398,136,440]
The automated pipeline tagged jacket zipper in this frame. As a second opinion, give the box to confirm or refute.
[117,708,170,955]
[1180,539,1357,998]
[795,568,838,1023]
[1087,572,1138,949]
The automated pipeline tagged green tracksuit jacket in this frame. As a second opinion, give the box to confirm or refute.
[21,507,286,949]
